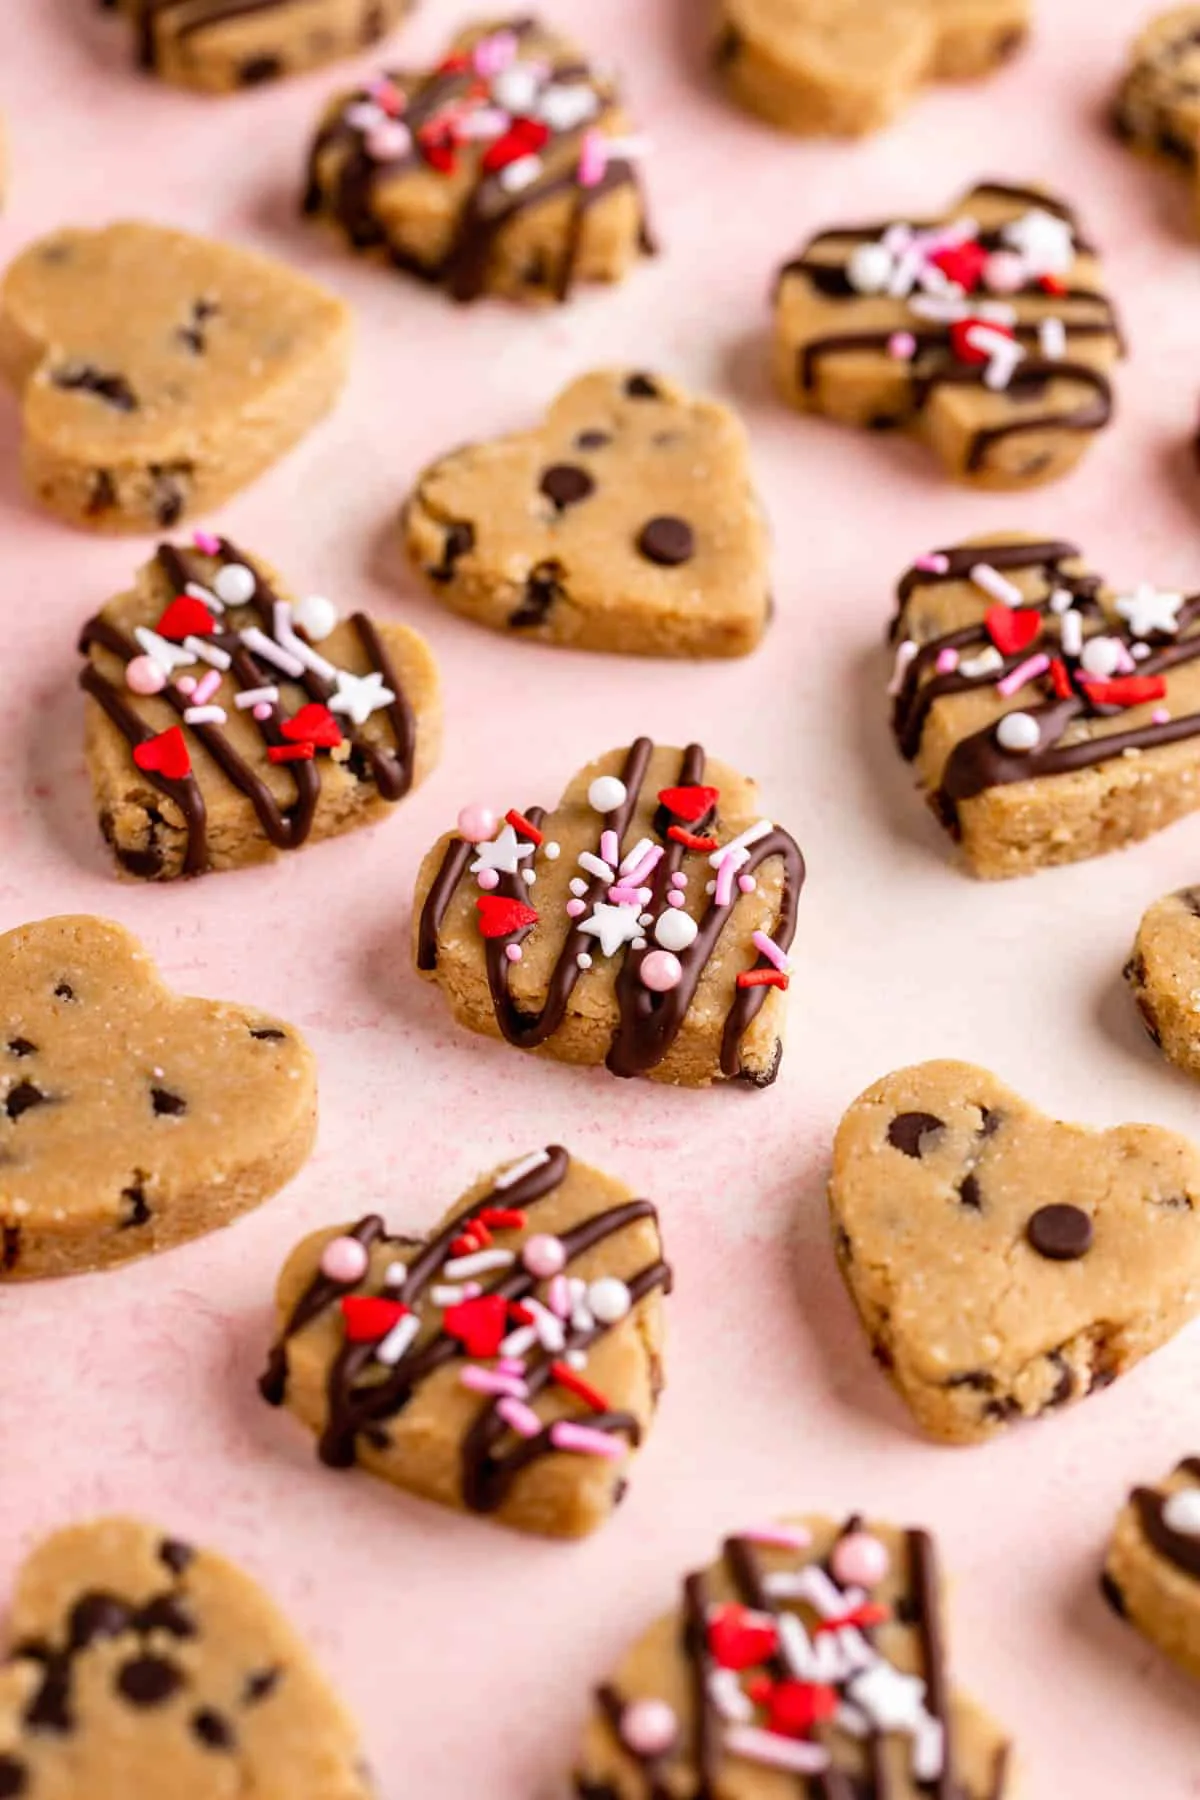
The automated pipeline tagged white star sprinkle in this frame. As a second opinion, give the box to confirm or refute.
[1115,583,1185,639]
[1002,207,1075,276]
[846,1662,931,1735]
[469,825,536,878]
[328,668,396,726]
[578,902,644,959]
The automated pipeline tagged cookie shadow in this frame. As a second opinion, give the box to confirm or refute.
[1093,959,1200,1100]
[48,0,132,79]
[21,669,112,879]
[845,641,954,863]
[1062,1557,1200,1731]
[1157,431,1200,530]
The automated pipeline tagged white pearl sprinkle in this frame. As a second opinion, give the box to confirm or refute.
[654,909,699,953]
[1162,1488,1200,1537]
[543,841,561,860]
[996,711,1040,753]
[1080,636,1120,678]
[847,242,894,295]
[588,775,628,814]
[587,1277,632,1324]
[293,594,339,641]
[577,952,593,970]
[522,869,537,886]
[214,562,257,606]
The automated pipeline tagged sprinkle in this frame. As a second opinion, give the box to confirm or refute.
[737,968,790,991]
[1049,588,1075,614]
[566,899,587,918]
[523,1297,566,1352]
[995,711,1040,753]
[888,639,918,695]
[714,848,749,907]
[578,127,608,187]
[235,685,280,711]
[969,563,1024,607]
[134,626,194,674]
[578,851,614,881]
[738,875,756,893]
[497,1397,543,1438]
[751,930,789,973]
[272,603,336,680]
[935,647,959,674]
[619,837,654,874]
[997,653,1050,697]
[568,877,588,898]
[478,869,500,891]
[192,529,220,555]
[385,1261,411,1288]
[708,1669,755,1723]
[183,705,227,726]
[432,1284,467,1306]
[547,1274,572,1317]
[667,891,685,907]
[607,885,641,906]
[543,840,560,859]
[253,703,273,722]
[550,1361,611,1411]
[960,647,1004,679]
[185,581,222,611]
[1039,317,1067,359]
[320,1236,369,1284]
[443,1246,515,1280]
[268,744,315,763]
[669,827,719,851]
[577,953,593,970]
[499,1325,538,1358]
[1059,612,1083,658]
[598,829,620,865]
[724,1728,830,1775]
[1153,706,1171,724]
[241,628,305,678]
[375,1313,421,1367]
[192,669,222,706]
[496,1357,526,1376]
[550,1422,625,1460]
[709,820,771,866]
[887,331,917,361]
[505,808,544,844]
[496,1149,550,1190]
[670,871,688,889]
[914,553,950,574]
[478,1206,527,1229]
[461,1366,529,1400]
[522,869,537,884]
[742,1523,814,1550]
[500,152,544,193]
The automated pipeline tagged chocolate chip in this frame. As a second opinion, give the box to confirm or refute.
[893,1592,921,1625]
[1027,1203,1093,1261]
[5,1082,47,1122]
[636,516,695,566]
[151,1087,187,1117]
[6,1039,36,1058]
[983,1396,1022,1422]
[116,1655,184,1707]
[137,1595,195,1639]
[120,1183,151,1229]
[886,1111,944,1158]
[177,299,219,354]
[1182,887,1200,919]
[508,559,565,629]
[946,1370,995,1392]
[86,469,118,517]
[957,1172,983,1210]
[239,55,282,83]
[1099,1571,1127,1618]
[159,1539,195,1575]
[575,430,611,450]
[624,373,660,399]
[250,1028,286,1041]
[192,1707,236,1750]
[0,1757,27,1798]
[54,983,75,1002]
[429,520,474,584]
[978,1106,1002,1138]
[243,1666,282,1705]
[69,1594,132,1649]
[539,464,595,511]
[150,466,189,528]
[714,23,742,64]
[1046,1350,1074,1409]
[52,365,138,411]
[2,1226,20,1272]
[1152,1191,1194,1210]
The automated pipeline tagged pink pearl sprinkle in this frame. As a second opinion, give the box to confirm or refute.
[566,898,587,918]
[738,874,756,894]
[176,676,197,697]
[666,891,685,908]
[888,331,917,361]
[320,1235,370,1284]
[641,950,682,993]
[670,873,688,890]
[457,803,498,844]
[125,655,166,697]
[366,120,412,161]
[477,868,500,891]
[831,1531,891,1590]
[253,702,273,721]
[192,530,220,555]
[505,944,523,963]
[915,553,950,574]
[620,1699,678,1759]
[1152,706,1170,724]
[936,647,960,674]
[523,1234,567,1279]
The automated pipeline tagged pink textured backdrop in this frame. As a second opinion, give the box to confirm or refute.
[2,1,1200,1793]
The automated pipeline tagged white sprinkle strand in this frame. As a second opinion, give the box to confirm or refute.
[375,1313,420,1367]
[240,628,306,678]
[577,851,615,881]
[495,1148,550,1190]
[1059,611,1083,658]
[185,581,223,612]
[273,601,337,679]
[499,1325,538,1359]
[235,685,280,711]
[960,646,1004,678]
[1039,316,1067,359]
[134,627,194,674]
[969,562,1024,606]
[431,1284,467,1307]
[708,820,771,866]
[888,639,918,696]
[183,705,227,726]
[184,635,232,670]
[442,1248,516,1280]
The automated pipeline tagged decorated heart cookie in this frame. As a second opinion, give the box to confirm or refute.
[402,370,770,657]
[261,1145,669,1538]
[80,531,440,880]
[1126,889,1200,1080]
[1104,1458,1200,1680]
[100,0,413,92]
[774,181,1122,489]
[0,1517,371,1799]
[573,1513,1012,1797]
[0,222,350,531]
[303,17,655,304]
[0,915,315,1280]
[1113,7,1200,223]
[413,740,805,1088]
[830,1060,1200,1443]
[715,0,1030,137]
[888,532,1200,878]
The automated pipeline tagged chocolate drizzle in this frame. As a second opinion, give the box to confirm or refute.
[304,19,655,303]
[1132,1462,1200,1580]
[78,537,417,877]
[259,1148,671,1511]
[416,740,805,1082]
[114,0,393,71]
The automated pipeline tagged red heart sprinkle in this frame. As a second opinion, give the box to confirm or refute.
[706,1604,778,1671]
[443,1293,509,1359]
[950,318,1014,366]
[281,702,342,749]
[930,241,988,292]
[340,1296,409,1343]
[156,595,215,641]
[756,1680,840,1739]
[476,895,539,939]
[658,784,719,823]
[1082,675,1167,707]
[984,605,1041,657]
[483,117,550,172]
[133,726,191,782]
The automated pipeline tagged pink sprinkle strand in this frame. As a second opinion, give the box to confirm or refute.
[461,1367,529,1401]
[915,553,950,574]
[996,653,1050,698]
[600,829,619,864]
[725,1729,830,1775]
[192,669,222,706]
[578,127,607,188]
[714,848,748,908]
[547,1274,572,1318]
[607,886,641,906]
[887,331,917,361]
[550,1422,625,1460]
[497,1398,544,1439]
[751,930,789,973]
[192,530,220,555]
[622,845,664,888]
[742,1523,813,1549]
[496,1358,526,1377]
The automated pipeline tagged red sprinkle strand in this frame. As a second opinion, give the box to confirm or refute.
[505,808,544,845]
[549,1362,611,1413]
[1049,657,1073,699]
[1039,274,1067,296]
[737,969,789,991]
[668,827,719,851]
[1081,675,1167,707]
[478,1207,527,1230]
[268,743,316,763]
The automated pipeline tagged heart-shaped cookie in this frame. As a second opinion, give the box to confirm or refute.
[1113,8,1200,218]
[260,1145,669,1538]
[0,222,350,531]
[402,370,771,657]
[715,0,1030,136]
[574,1513,1012,1797]
[888,532,1200,878]
[774,181,1122,488]
[303,18,655,304]
[1104,1458,1200,1680]
[1126,888,1200,1080]
[413,739,805,1088]
[0,1517,371,1799]
[0,915,316,1280]
[830,1060,1200,1443]
[100,0,413,92]
[80,531,440,880]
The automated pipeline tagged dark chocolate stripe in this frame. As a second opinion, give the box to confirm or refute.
[1133,1478,1200,1580]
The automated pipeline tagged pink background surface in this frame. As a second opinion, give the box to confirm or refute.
[2,1,1200,1793]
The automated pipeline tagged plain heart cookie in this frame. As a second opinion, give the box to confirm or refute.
[260,1145,669,1539]
[100,0,413,92]
[79,531,440,880]
[303,17,655,304]
[888,532,1200,878]
[402,370,771,657]
[1126,888,1200,1080]
[0,222,350,531]
[0,915,315,1280]
[1113,8,1200,224]
[413,740,805,1088]
[1103,1458,1200,1680]
[0,1517,371,1800]
[573,1513,1012,1797]
[774,180,1122,488]
[715,0,1030,137]
[830,1060,1200,1444]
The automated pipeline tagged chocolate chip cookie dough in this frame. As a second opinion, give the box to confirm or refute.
[1126,888,1200,1079]
[402,370,771,657]
[0,1517,373,1799]
[1104,1459,1200,1680]
[0,915,316,1280]
[889,533,1200,878]
[574,1513,1013,1797]
[774,181,1122,488]
[80,532,440,880]
[0,222,350,531]
[413,741,805,1088]
[100,0,413,93]
[303,16,655,303]
[261,1146,670,1539]
[715,0,1030,138]
[830,1060,1200,1444]
[1113,7,1200,221]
